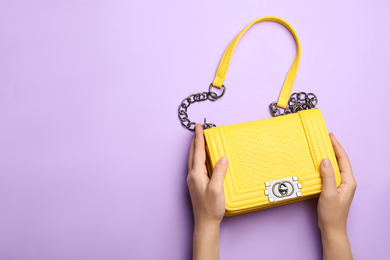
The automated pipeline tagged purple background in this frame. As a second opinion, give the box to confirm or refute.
[0,0,389,259]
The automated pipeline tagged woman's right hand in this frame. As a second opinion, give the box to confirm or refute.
[317,133,357,260]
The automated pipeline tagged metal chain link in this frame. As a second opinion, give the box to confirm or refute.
[269,92,318,117]
[179,87,317,131]
[178,84,226,131]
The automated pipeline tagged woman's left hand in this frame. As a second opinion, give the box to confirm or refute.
[187,124,228,227]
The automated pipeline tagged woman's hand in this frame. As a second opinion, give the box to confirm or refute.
[187,123,228,226]
[318,133,357,260]
[187,124,228,260]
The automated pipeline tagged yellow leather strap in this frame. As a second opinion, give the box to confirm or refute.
[212,16,301,109]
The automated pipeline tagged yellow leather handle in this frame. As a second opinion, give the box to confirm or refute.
[212,16,301,109]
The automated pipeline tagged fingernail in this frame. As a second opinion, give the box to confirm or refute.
[220,156,228,164]
[194,124,201,133]
[323,158,331,168]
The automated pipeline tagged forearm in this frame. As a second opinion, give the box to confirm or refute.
[193,221,220,260]
[321,229,353,260]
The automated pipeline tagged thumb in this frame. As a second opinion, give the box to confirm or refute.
[209,156,228,192]
[320,158,337,195]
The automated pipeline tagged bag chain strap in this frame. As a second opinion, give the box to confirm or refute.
[178,84,226,132]
[269,92,318,117]
[178,85,317,132]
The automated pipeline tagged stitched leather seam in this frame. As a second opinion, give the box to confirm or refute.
[308,110,324,168]
[212,127,237,207]
[317,111,341,185]
[226,181,325,204]
[207,130,218,173]
[298,111,317,170]
[308,109,338,185]
[227,179,324,205]
[310,111,321,168]
[305,111,320,168]
[219,126,234,205]
[226,183,324,206]
[210,128,233,204]
[207,128,238,208]
[221,126,236,206]
[225,171,325,205]
[226,191,322,215]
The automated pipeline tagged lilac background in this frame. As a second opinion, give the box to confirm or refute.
[0,0,389,259]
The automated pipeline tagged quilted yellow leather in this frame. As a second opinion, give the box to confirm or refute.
[204,109,341,216]
[211,16,301,109]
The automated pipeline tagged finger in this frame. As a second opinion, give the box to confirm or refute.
[208,156,228,192]
[188,138,195,172]
[329,133,352,171]
[329,133,355,184]
[320,158,338,195]
[193,124,206,171]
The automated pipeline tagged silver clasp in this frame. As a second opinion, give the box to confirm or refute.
[264,176,302,203]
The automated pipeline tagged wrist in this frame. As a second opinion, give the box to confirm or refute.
[193,218,221,260]
[320,226,348,240]
[194,219,221,233]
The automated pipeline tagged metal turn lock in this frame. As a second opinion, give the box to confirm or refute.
[264,176,302,203]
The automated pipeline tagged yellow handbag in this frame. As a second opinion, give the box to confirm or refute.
[178,16,341,216]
